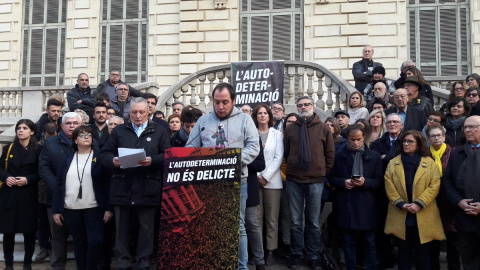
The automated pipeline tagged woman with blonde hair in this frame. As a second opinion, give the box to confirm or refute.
[347,91,369,125]
[367,109,386,143]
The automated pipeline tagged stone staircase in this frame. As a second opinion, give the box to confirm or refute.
[0,234,75,262]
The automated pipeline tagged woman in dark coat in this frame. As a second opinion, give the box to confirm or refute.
[329,124,383,270]
[444,98,471,147]
[0,119,42,270]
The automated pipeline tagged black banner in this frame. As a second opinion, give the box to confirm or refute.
[231,60,284,109]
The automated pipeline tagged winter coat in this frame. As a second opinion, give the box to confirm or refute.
[329,147,383,230]
[352,59,383,93]
[67,84,98,119]
[0,140,42,233]
[384,155,445,244]
[284,114,335,184]
[101,120,170,206]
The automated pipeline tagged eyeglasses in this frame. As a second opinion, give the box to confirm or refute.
[374,88,384,91]
[297,103,312,108]
[394,95,407,100]
[386,120,400,125]
[467,93,479,97]
[117,88,129,91]
[463,125,480,131]
[455,87,465,91]
[271,107,284,112]
[78,133,92,138]
[402,139,416,145]
[428,134,444,139]
[107,112,115,116]
[110,73,120,77]
[427,118,440,123]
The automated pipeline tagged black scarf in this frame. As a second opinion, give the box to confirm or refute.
[456,144,480,202]
[346,143,365,177]
[298,114,315,170]
[178,126,189,143]
[445,116,466,131]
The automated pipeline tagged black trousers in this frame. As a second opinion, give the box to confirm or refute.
[397,226,432,270]
[2,233,35,266]
[455,231,480,270]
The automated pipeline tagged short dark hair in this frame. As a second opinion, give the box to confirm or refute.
[252,104,274,128]
[370,98,387,111]
[154,111,164,118]
[428,111,446,126]
[181,108,202,124]
[466,73,480,85]
[43,122,58,136]
[271,102,285,111]
[212,83,235,101]
[346,124,366,137]
[47,98,63,109]
[97,93,110,103]
[447,97,471,117]
[142,93,158,105]
[284,113,299,131]
[71,125,94,151]
[109,68,120,74]
[94,102,107,111]
[399,130,430,157]
[466,87,480,96]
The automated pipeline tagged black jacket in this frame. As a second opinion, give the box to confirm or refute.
[370,132,402,171]
[35,113,62,140]
[91,124,109,150]
[101,120,171,206]
[0,140,42,233]
[38,131,76,206]
[443,144,480,232]
[246,139,265,208]
[96,79,142,99]
[352,59,383,94]
[385,106,426,132]
[51,148,110,214]
[170,130,187,147]
[328,146,383,230]
[67,84,98,119]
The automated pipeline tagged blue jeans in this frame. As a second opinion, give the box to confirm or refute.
[286,181,323,260]
[239,179,248,269]
[342,228,376,270]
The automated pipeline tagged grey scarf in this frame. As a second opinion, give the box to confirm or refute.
[346,143,365,178]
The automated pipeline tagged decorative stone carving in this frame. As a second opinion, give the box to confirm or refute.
[213,0,226,9]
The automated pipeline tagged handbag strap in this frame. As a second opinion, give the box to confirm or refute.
[5,143,13,170]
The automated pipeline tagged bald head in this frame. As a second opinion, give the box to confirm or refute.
[464,116,480,145]
[363,46,373,61]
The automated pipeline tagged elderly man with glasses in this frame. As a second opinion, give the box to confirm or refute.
[443,115,480,270]
[271,102,285,132]
[385,88,426,132]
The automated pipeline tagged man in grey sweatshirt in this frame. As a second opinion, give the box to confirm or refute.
[186,83,260,269]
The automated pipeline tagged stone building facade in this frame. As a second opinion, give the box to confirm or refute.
[0,0,478,94]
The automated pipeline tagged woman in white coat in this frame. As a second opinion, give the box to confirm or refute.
[252,104,284,266]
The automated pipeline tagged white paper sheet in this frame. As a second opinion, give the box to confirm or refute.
[118,148,147,169]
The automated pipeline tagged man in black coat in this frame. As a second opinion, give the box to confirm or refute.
[38,112,82,270]
[442,116,480,270]
[352,45,383,93]
[385,88,426,132]
[96,68,142,101]
[329,124,382,270]
[67,73,98,121]
[101,97,170,270]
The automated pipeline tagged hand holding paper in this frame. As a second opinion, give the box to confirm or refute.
[118,148,147,169]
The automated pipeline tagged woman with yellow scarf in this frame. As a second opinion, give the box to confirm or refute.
[426,124,459,270]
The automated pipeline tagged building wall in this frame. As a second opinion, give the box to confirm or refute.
[0,0,477,90]
[0,0,23,87]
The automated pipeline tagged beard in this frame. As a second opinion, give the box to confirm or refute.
[298,109,314,119]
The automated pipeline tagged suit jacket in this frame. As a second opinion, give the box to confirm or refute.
[260,128,284,189]
[385,106,426,132]
[384,155,445,244]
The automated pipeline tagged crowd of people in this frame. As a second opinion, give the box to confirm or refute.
[1,52,480,270]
